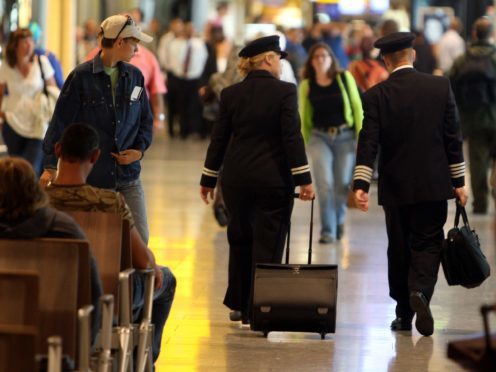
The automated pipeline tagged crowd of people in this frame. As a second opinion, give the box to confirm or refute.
[1,0,496,365]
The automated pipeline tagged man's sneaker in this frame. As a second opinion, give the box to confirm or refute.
[318,234,334,244]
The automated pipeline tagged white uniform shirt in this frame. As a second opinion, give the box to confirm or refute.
[0,55,54,138]
[157,31,175,72]
[168,37,208,80]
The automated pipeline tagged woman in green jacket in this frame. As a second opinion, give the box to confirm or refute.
[299,43,363,243]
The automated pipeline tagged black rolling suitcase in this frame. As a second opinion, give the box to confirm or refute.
[251,195,338,339]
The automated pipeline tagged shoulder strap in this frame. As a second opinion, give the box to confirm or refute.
[37,55,48,96]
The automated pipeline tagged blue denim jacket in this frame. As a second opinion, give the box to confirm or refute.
[43,53,153,189]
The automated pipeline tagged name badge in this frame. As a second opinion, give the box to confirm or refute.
[131,86,143,101]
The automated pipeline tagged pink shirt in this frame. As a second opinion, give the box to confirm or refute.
[86,45,166,97]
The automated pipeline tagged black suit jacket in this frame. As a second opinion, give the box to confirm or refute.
[353,67,465,206]
[200,70,311,189]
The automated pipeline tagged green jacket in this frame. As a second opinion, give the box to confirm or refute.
[298,71,363,143]
[447,42,496,136]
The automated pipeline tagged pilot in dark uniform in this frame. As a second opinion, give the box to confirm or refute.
[352,32,468,336]
[200,35,314,323]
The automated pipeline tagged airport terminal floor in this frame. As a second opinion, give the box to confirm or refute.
[144,133,495,371]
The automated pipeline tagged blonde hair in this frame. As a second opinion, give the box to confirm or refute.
[0,157,48,221]
[237,51,277,76]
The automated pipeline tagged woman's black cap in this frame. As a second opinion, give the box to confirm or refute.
[239,35,288,59]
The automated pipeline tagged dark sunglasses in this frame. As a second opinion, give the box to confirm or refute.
[115,15,133,39]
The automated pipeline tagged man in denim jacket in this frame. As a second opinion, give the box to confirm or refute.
[42,15,154,243]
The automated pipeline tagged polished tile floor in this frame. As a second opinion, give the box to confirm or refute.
[143,134,496,372]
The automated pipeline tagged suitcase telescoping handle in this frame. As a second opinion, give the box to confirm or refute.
[285,193,314,265]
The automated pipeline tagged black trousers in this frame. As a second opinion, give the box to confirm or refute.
[165,72,179,137]
[175,77,202,138]
[222,184,293,313]
[383,200,447,320]
[467,128,496,213]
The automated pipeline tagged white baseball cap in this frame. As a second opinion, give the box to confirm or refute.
[100,15,153,43]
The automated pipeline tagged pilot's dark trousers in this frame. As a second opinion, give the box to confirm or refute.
[383,200,448,320]
[221,184,293,314]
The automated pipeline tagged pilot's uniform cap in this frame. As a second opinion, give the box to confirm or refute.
[374,32,415,55]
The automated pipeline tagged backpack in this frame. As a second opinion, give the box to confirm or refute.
[452,48,496,110]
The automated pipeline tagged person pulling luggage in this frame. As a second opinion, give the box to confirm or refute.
[200,35,314,323]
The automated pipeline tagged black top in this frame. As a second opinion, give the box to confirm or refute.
[200,69,311,188]
[353,68,465,206]
[309,79,345,129]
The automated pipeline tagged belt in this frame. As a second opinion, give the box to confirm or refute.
[315,123,351,137]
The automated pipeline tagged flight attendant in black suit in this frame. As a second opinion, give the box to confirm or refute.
[352,32,468,336]
[200,35,314,323]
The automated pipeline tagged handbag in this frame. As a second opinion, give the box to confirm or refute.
[441,200,490,288]
[33,55,59,139]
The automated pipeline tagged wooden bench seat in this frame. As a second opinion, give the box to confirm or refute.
[0,270,39,372]
[65,211,132,314]
[0,238,92,360]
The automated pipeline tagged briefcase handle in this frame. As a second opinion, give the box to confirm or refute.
[454,199,471,230]
[285,193,314,265]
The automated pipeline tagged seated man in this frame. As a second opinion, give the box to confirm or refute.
[0,156,103,344]
[46,123,176,363]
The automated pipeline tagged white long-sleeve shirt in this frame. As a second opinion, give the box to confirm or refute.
[157,32,175,71]
[168,37,208,80]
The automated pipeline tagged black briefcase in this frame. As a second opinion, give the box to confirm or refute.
[251,195,338,339]
[441,201,490,288]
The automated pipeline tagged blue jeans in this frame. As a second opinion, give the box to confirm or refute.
[132,266,176,362]
[308,129,356,239]
[117,178,149,245]
[2,122,43,176]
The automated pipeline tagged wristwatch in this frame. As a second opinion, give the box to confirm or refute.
[156,113,165,121]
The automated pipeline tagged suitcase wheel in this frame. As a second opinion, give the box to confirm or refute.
[320,332,326,340]
[263,330,269,338]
